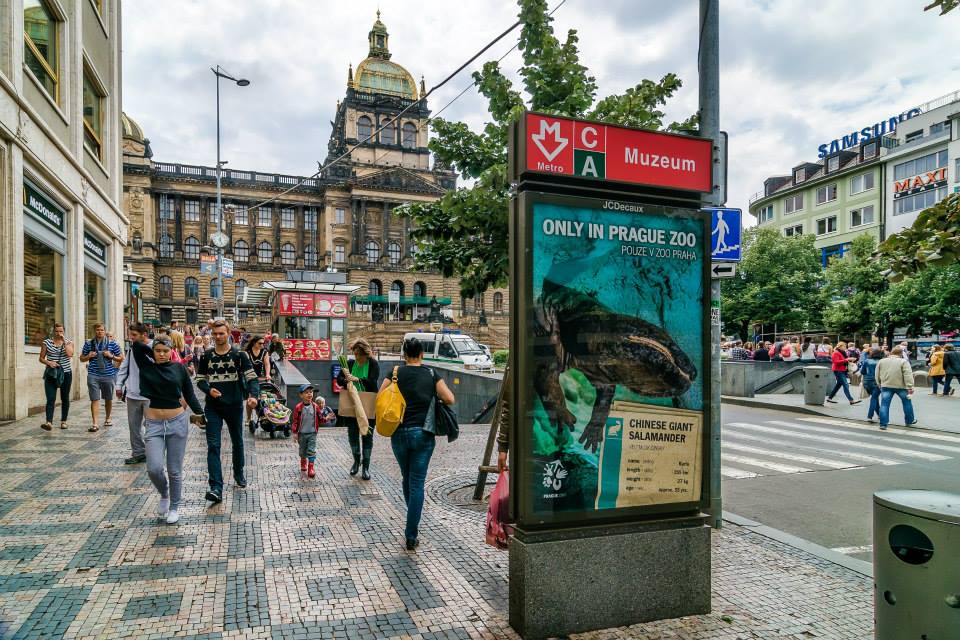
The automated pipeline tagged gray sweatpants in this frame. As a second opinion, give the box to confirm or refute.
[127,398,149,457]
[145,412,190,511]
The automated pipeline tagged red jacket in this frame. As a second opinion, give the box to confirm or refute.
[292,401,333,433]
[831,349,849,372]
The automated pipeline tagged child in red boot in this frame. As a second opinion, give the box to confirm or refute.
[292,384,324,478]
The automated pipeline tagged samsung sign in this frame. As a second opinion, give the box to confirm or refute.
[817,107,922,158]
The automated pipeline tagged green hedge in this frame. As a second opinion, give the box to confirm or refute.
[493,350,509,368]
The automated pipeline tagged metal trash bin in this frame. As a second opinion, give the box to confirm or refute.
[873,490,960,639]
[803,366,829,405]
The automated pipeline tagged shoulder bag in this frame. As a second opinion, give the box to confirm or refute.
[423,368,459,442]
[375,366,406,436]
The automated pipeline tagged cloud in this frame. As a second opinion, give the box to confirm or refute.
[122,0,960,216]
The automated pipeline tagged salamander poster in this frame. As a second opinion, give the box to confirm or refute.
[526,199,705,517]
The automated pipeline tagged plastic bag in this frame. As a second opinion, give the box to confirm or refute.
[485,469,511,550]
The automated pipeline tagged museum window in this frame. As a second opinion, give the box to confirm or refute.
[234,205,248,225]
[391,280,404,296]
[304,208,318,230]
[815,183,837,205]
[159,308,172,324]
[816,216,837,235]
[850,205,874,228]
[493,292,504,312]
[235,279,248,300]
[849,172,874,195]
[82,67,105,160]
[357,116,373,142]
[413,281,426,298]
[258,206,272,227]
[402,122,417,148]
[132,232,142,253]
[159,196,175,220]
[305,244,319,268]
[23,234,63,346]
[366,240,380,264]
[234,240,249,262]
[158,275,173,299]
[281,243,296,266]
[334,244,345,264]
[380,118,396,145]
[184,277,199,299]
[257,241,272,262]
[210,278,221,298]
[281,207,295,229]
[335,207,345,224]
[183,200,200,222]
[209,203,221,225]
[23,0,60,102]
[158,234,174,258]
[369,279,382,296]
[185,309,198,325]
[184,236,200,260]
[387,242,401,265]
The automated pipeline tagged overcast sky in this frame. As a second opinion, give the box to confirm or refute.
[122,0,960,215]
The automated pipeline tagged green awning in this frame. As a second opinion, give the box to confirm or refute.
[352,295,452,305]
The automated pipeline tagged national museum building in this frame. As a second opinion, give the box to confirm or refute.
[121,15,508,351]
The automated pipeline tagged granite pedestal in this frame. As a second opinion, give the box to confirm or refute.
[509,517,711,639]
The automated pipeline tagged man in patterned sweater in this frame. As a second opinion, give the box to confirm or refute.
[196,320,260,504]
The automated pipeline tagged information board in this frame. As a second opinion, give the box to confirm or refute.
[275,293,348,318]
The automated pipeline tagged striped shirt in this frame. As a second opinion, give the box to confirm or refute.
[81,339,122,378]
[43,339,72,373]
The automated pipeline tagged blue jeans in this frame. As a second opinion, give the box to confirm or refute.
[863,381,880,420]
[944,374,958,395]
[879,389,915,427]
[828,371,853,401]
[205,403,246,491]
[931,375,945,394]
[390,426,436,542]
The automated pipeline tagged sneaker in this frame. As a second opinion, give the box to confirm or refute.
[41,422,52,431]
[906,420,918,426]
[204,489,222,504]
[157,498,169,517]
[307,462,316,479]
[124,454,146,465]
[866,417,876,423]
[405,538,419,551]
[165,510,180,524]
[825,398,837,404]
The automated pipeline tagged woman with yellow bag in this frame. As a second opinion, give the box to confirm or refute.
[337,338,380,480]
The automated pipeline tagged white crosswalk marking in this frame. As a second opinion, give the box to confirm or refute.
[731,422,951,461]
[722,454,811,474]
[766,420,960,455]
[800,417,960,444]
[722,441,856,469]
[721,466,759,479]
[724,432,902,466]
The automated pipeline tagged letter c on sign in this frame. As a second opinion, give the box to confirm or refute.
[580,126,599,149]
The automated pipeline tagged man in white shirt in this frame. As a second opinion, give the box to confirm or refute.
[899,341,911,361]
[116,322,152,465]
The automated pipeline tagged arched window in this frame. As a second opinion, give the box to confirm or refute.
[235,279,248,300]
[184,236,200,260]
[158,275,173,298]
[369,279,382,297]
[357,115,373,142]
[391,280,404,296]
[159,234,174,258]
[132,232,143,254]
[387,242,401,265]
[402,122,418,148]
[234,240,249,262]
[184,277,199,299]
[281,243,296,266]
[366,240,380,264]
[413,281,426,298]
[493,291,504,312]
[210,278,222,298]
[257,241,272,262]
[305,244,318,268]
[474,293,484,311]
[380,118,396,145]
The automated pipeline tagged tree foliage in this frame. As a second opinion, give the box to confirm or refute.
[924,0,959,14]
[720,227,823,340]
[874,264,960,337]
[397,0,697,296]
[876,194,960,281]
[820,235,886,337]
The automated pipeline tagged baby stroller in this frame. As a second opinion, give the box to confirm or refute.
[252,381,292,438]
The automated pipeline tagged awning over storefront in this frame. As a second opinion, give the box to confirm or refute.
[352,295,452,305]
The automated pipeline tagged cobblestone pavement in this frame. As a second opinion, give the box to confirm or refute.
[0,400,873,639]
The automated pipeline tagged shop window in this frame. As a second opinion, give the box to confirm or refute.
[234,240,249,262]
[334,244,345,264]
[23,0,60,101]
[23,234,63,346]
[159,234,174,258]
[158,275,173,298]
[210,278,222,298]
[402,122,417,148]
[493,291,504,312]
[184,236,200,260]
[305,244,318,268]
[387,242,401,265]
[366,240,380,264]
[357,116,373,142]
[281,243,296,266]
[183,200,200,222]
[413,281,426,297]
[82,67,104,160]
[257,241,272,262]
[184,277,199,299]
[281,207,295,229]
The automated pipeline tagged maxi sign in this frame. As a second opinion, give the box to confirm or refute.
[516,112,713,193]
[817,106,922,158]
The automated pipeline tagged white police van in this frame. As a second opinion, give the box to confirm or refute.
[402,332,493,369]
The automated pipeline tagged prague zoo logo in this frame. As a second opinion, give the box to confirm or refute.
[542,460,569,492]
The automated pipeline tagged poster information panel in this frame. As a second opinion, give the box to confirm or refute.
[512,191,710,529]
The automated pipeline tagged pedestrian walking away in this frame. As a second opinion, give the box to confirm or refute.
[39,323,74,431]
[196,320,260,504]
[116,323,152,464]
[859,348,884,423]
[79,323,124,432]
[826,341,860,405]
[815,338,833,363]
[876,345,917,430]
[129,335,205,524]
[941,344,960,396]
[244,335,272,430]
[798,337,817,362]
[337,338,380,480]
[928,345,945,395]
[379,337,456,551]
[292,384,332,478]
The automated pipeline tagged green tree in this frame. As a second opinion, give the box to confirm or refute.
[876,193,960,281]
[873,263,960,337]
[397,0,697,296]
[721,227,824,340]
[820,234,886,338]
[924,0,958,14]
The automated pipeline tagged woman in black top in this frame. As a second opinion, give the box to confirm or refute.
[337,338,380,479]
[244,335,271,429]
[130,337,204,525]
[378,337,455,550]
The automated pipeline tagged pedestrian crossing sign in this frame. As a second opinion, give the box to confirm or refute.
[706,207,742,262]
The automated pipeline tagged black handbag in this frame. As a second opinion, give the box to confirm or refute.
[44,365,64,388]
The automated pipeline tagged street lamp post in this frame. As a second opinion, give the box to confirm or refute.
[211,65,250,320]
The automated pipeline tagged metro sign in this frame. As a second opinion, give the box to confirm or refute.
[519,112,712,193]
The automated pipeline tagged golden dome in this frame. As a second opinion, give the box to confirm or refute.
[354,58,418,99]
[121,112,145,142]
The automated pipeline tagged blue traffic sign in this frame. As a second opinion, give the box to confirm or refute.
[707,207,742,262]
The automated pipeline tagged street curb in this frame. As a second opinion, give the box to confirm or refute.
[723,511,873,578]
[721,395,824,416]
